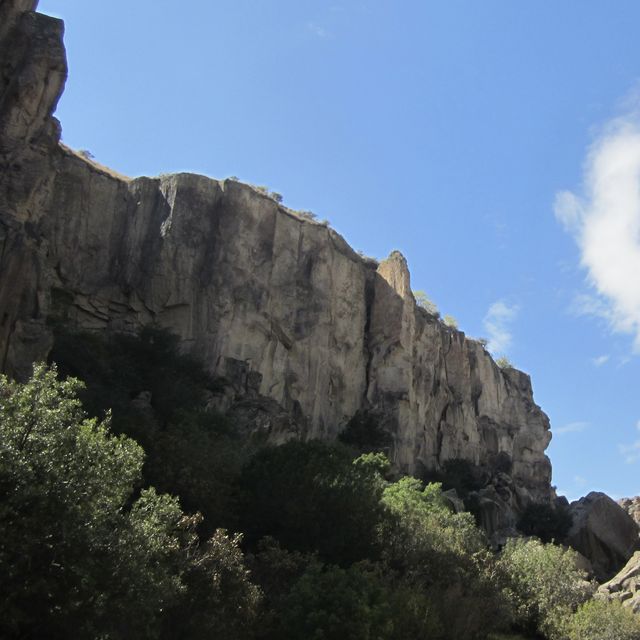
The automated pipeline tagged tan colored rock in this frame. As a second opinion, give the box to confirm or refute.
[0,3,554,504]
[598,551,640,614]
[568,492,640,582]
[619,497,640,528]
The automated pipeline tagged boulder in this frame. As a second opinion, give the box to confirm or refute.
[567,492,640,581]
[597,551,640,614]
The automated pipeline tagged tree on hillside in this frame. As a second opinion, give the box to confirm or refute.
[238,441,388,566]
[0,365,259,640]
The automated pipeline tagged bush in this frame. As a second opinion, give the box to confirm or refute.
[517,502,573,543]
[50,327,249,533]
[567,599,640,640]
[443,315,458,329]
[413,290,440,316]
[437,458,484,498]
[496,356,513,369]
[280,563,393,640]
[0,365,189,639]
[338,411,392,454]
[379,478,507,638]
[238,441,388,566]
[498,537,594,639]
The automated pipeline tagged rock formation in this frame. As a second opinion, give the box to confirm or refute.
[0,1,553,506]
[567,492,640,582]
[597,551,640,613]
[620,497,640,528]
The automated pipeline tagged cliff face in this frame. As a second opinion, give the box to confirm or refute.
[0,2,552,504]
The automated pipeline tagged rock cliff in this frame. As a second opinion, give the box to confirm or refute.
[0,2,553,504]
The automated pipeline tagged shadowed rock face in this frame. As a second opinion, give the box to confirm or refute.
[568,492,640,582]
[0,2,553,502]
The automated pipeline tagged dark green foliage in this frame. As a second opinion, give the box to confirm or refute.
[338,411,392,454]
[0,365,187,639]
[280,563,393,640]
[567,599,640,640]
[50,325,216,436]
[50,326,249,532]
[430,458,484,498]
[161,529,261,640]
[379,477,509,639]
[517,502,573,543]
[0,365,260,640]
[238,441,387,566]
[498,537,594,639]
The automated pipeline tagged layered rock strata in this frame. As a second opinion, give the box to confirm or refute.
[0,1,553,504]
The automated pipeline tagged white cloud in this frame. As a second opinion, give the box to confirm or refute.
[307,22,330,38]
[555,107,640,352]
[618,419,640,463]
[555,421,589,435]
[591,354,610,366]
[483,301,519,355]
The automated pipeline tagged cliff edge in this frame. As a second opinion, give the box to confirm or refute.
[0,2,553,508]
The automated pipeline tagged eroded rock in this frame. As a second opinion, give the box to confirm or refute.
[567,492,640,581]
[597,551,640,613]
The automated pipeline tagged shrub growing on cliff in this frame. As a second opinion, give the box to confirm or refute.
[338,411,392,454]
[443,314,458,329]
[517,502,573,543]
[50,327,248,533]
[413,289,440,316]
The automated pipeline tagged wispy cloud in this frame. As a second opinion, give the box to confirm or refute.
[483,301,519,355]
[555,103,640,352]
[592,354,610,367]
[555,421,589,435]
[307,22,330,38]
[619,419,640,463]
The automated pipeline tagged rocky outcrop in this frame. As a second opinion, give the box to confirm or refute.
[567,492,640,582]
[597,551,640,613]
[620,497,640,528]
[0,2,554,503]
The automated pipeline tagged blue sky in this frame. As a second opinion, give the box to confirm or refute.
[39,0,640,501]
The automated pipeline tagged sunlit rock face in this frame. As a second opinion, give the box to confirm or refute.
[0,2,553,503]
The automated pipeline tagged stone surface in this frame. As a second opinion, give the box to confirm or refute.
[0,3,554,504]
[567,492,640,582]
[597,551,640,613]
[620,497,640,528]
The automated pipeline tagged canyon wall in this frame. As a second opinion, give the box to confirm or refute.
[0,1,553,505]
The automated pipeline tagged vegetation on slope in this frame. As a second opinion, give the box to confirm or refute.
[0,327,638,639]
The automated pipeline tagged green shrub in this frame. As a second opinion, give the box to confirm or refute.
[280,563,393,640]
[0,365,187,639]
[338,411,392,454]
[517,502,573,543]
[238,441,388,566]
[496,356,513,369]
[498,537,594,639]
[379,478,507,638]
[443,314,458,329]
[567,599,640,640]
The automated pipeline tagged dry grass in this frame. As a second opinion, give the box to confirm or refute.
[59,143,131,182]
